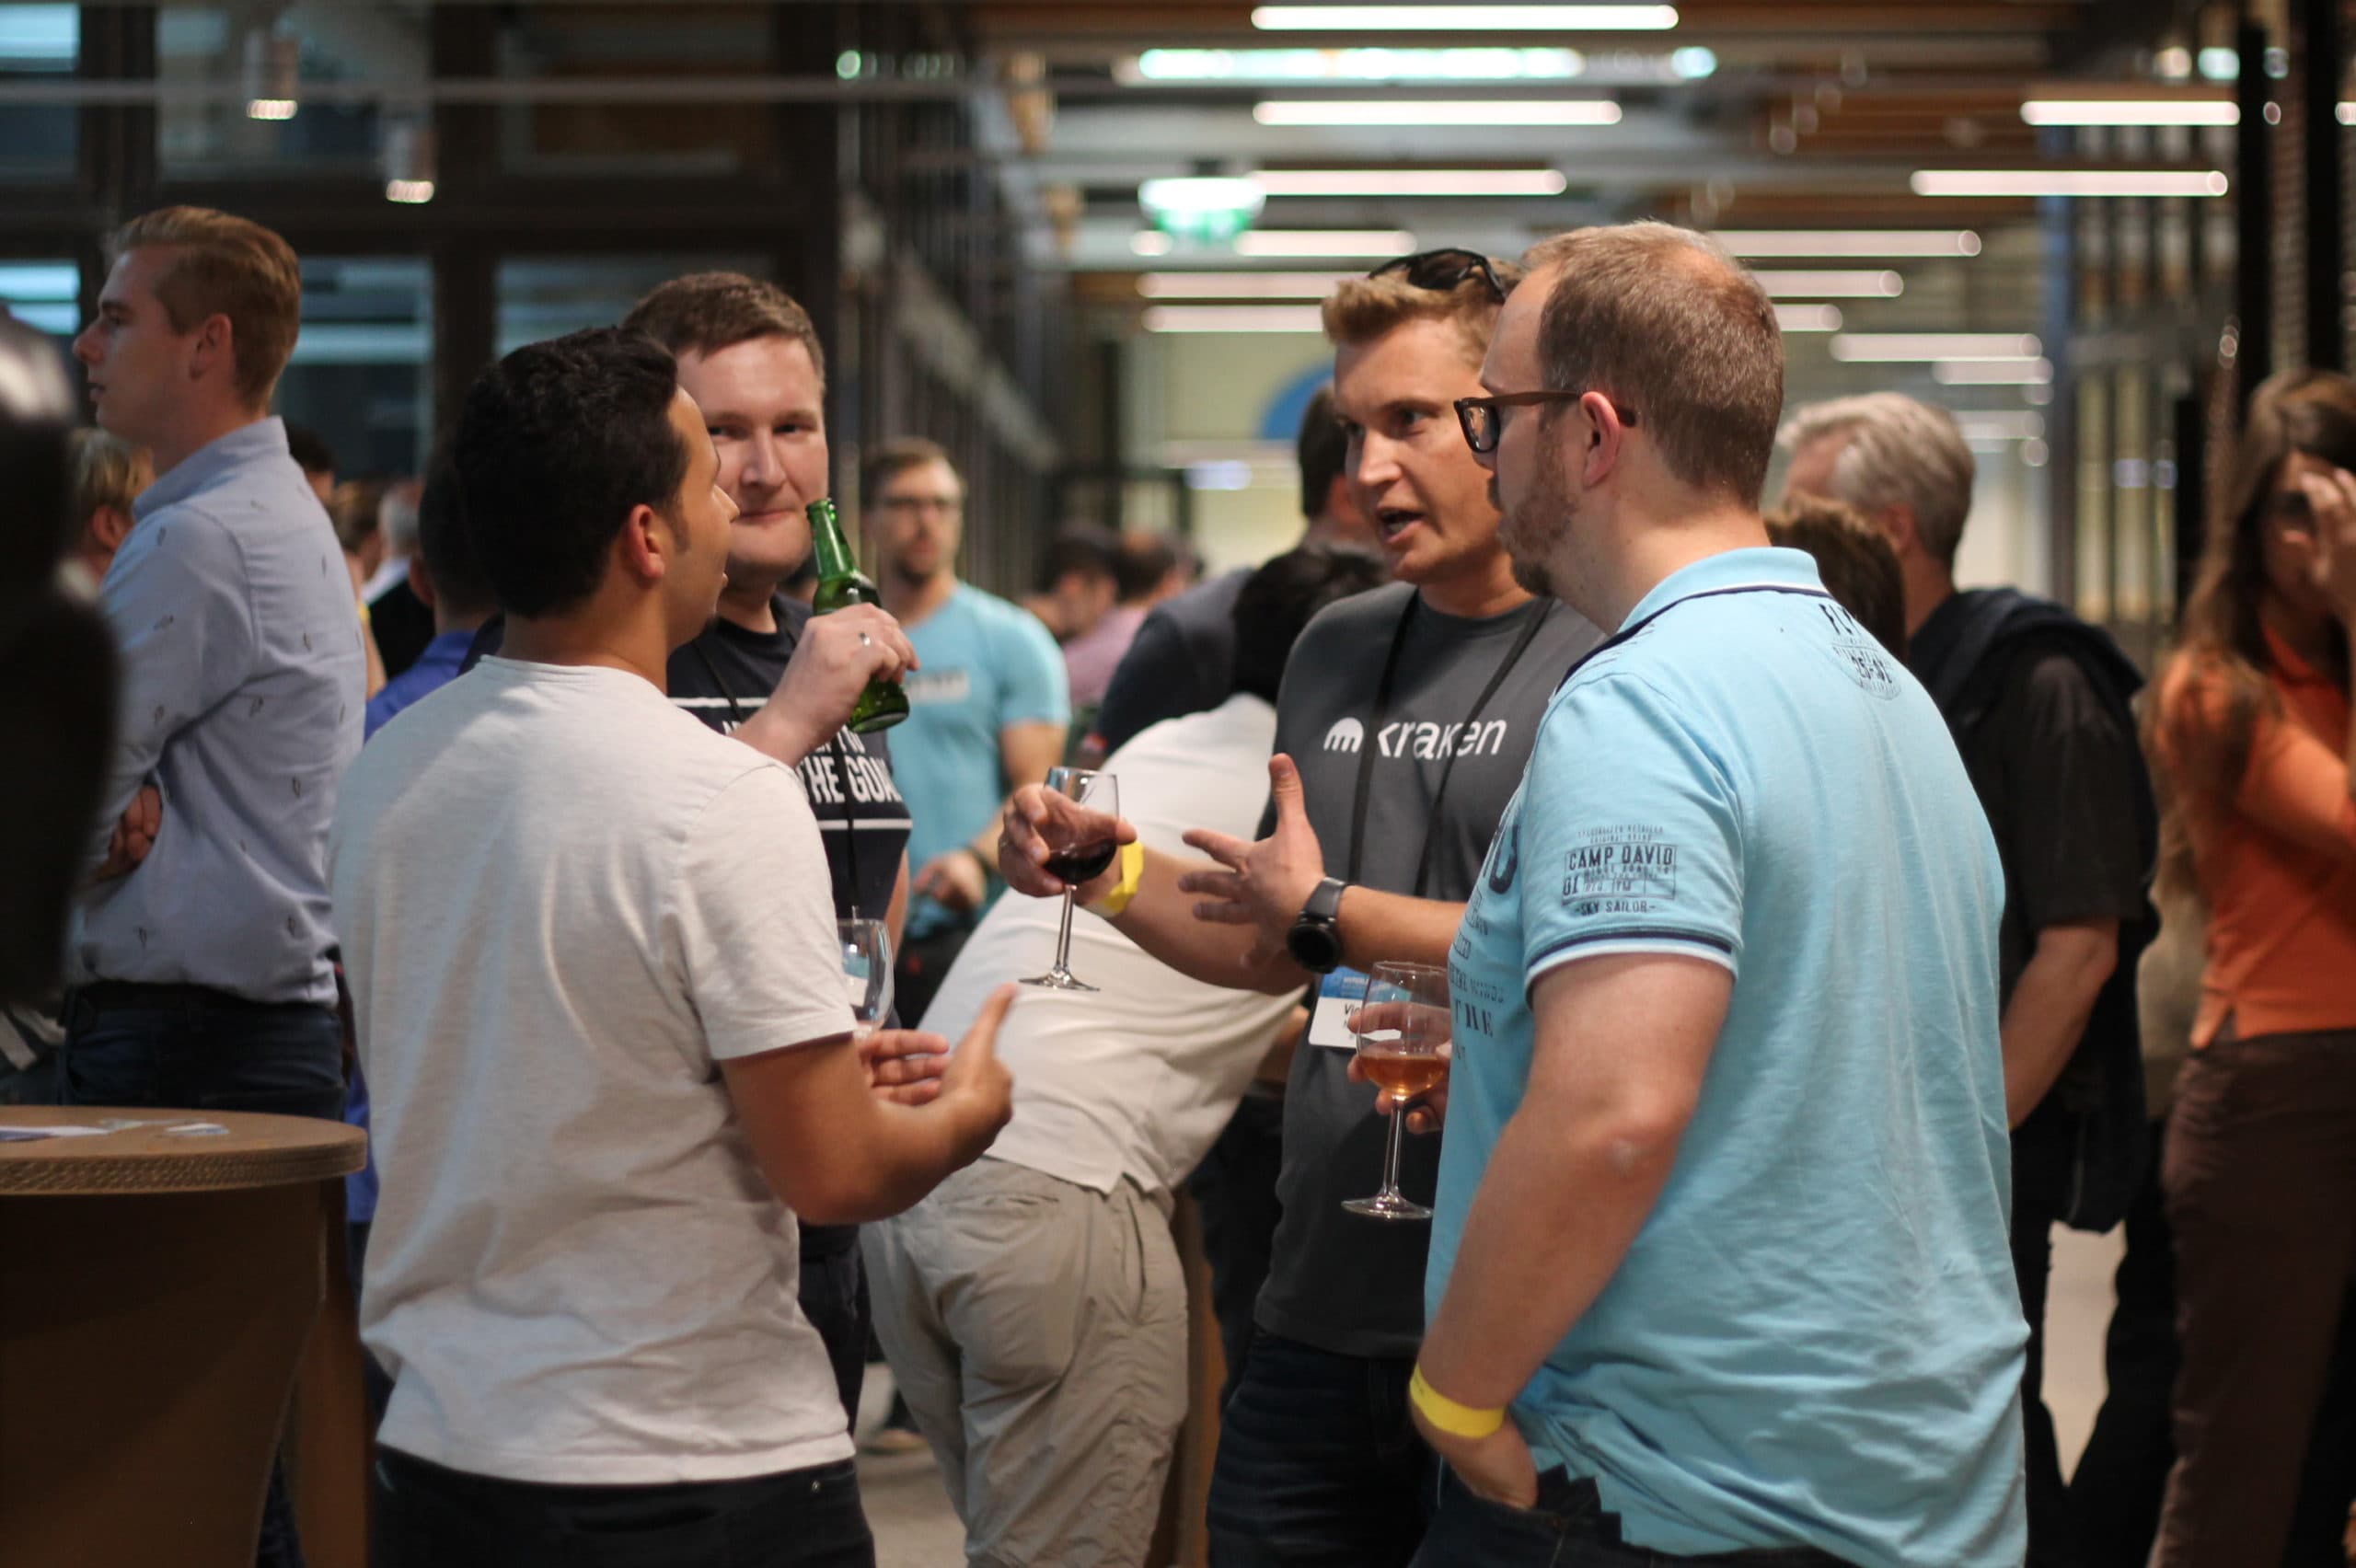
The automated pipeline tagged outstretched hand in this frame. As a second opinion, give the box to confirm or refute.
[1179,754,1326,966]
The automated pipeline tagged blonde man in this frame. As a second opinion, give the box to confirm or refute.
[63,205,363,1115]
[999,248,1602,1567]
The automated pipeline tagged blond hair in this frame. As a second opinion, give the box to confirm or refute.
[108,206,302,407]
[1321,272,1505,365]
[67,428,150,525]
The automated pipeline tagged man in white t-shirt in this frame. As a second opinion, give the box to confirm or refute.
[863,545,1384,1568]
[331,327,1017,1568]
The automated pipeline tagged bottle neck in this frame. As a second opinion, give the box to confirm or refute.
[806,502,858,582]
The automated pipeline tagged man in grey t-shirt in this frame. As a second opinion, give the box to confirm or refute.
[1002,252,1600,1568]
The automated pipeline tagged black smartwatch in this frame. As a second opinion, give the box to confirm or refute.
[1285,877,1349,974]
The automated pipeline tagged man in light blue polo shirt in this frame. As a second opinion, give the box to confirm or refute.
[1406,223,2024,1568]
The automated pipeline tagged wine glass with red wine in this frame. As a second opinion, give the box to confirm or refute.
[1021,767,1120,992]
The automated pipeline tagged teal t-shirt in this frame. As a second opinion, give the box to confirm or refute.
[1433,548,2027,1566]
[897,584,1070,938]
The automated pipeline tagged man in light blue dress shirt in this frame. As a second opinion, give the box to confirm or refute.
[58,206,364,1137]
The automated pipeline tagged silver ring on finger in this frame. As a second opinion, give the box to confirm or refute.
[858,631,873,647]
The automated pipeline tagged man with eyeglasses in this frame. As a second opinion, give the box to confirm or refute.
[998,248,1600,1567]
[1406,222,2024,1566]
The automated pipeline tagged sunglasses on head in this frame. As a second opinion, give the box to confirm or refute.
[1369,248,1513,302]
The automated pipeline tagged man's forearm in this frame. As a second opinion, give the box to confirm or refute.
[1418,1099,1683,1409]
[733,704,825,768]
[1336,887,1466,974]
[2000,922,2118,1126]
[1110,847,1307,994]
[797,1093,997,1224]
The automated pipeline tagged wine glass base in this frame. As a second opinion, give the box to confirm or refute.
[1021,970,1099,992]
[1341,1194,1432,1222]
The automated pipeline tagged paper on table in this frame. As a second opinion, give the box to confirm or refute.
[0,1124,124,1141]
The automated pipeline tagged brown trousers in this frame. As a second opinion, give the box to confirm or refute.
[2154,1026,2356,1568]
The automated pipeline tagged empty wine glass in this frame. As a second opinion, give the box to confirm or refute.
[1342,961,1451,1222]
[1021,767,1121,992]
[838,917,895,1034]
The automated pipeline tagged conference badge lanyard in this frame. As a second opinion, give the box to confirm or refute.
[1307,594,1553,1050]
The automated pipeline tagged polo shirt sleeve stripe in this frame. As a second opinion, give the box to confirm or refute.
[1527,928,1738,986]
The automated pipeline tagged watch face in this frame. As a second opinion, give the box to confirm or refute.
[1287,919,1344,974]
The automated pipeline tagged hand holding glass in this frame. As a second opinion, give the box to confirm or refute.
[1022,767,1120,992]
[1343,962,1451,1222]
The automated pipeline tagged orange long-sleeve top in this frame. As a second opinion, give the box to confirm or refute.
[2158,626,2356,1047]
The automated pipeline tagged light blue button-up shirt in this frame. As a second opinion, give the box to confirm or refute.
[73,418,366,1005]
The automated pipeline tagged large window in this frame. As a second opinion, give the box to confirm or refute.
[496,255,767,354]
[276,258,433,479]
[495,5,779,179]
[157,3,428,180]
[0,258,78,342]
[0,4,76,179]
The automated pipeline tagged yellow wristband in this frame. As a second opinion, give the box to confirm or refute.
[1409,1365,1507,1440]
[1091,841,1148,918]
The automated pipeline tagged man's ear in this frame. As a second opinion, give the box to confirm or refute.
[1579,390,1628,488]
[189,312,235,386]
[615,502,670,588]
[87,504,134,556]
[1879,504,1923,558]
[407,552,439,613]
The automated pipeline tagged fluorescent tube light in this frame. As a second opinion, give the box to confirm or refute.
[1234,229,1416,257]
[1252,6,1678,29]
[1831,333,2043,363]
[1126,47,1585,83]
[1143,306,1330,333]
[1773,305,1843,332]
[1139,271,1353,299]
[1255,99,1621,125]
[1911,169,2229,197]
[1933,358,2054,386]
[1749,270,1903,298]
[1713,230,1981,259]
[1252,167,1569,196]
[2021,98,2238,127]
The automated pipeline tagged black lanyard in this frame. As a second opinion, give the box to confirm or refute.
[687,628,867,921]
[1550,582,1836,698]
[1345,594,1554,899]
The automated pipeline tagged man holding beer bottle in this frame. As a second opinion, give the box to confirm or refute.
[620,273,920,1425]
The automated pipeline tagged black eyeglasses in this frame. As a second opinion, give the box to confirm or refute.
[1369,248,1514,302]
[1453,391,1640,455]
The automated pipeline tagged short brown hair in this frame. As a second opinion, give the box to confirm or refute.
[1764,494,1907,659]
[1321,268,1509,366]
[863,436,959,502]
[68,429,149,525]
[1521,223,1784,507]
[108,206,302,408]
[328,478,385,556]
[622,271,827,386]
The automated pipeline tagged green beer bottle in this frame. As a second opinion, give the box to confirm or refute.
[806,497,909,733]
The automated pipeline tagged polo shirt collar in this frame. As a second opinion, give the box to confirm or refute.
[134,417,291,520]
[1614,545,1827,635]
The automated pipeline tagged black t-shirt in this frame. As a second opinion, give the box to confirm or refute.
[1253,582,1603,1359]
[668,599,912,926]
[1909,595,2148,1008]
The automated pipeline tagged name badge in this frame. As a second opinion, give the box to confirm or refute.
[1307,967,1400,1050]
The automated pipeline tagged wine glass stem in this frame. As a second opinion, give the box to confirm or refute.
[1379,1094,1411,1199]
[1051,890,1078,976]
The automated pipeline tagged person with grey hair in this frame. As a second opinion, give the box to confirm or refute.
[1784,390,2156,1568]
[367,478,438,676]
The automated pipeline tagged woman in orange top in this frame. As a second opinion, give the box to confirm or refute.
[2147,371,2356,1568]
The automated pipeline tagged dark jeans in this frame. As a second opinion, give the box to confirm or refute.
[799,1240,869,1430]
[1185,1091,1286,1408]
[56,985,346,1121]
[1414,1469,1856,1568]
[371,1447,874,1568]
[348,1220,394,1435]
[1206,1332,1429,1568]
[2009,1105,2077,1568]
[2068,1117,2177,1568]
[57,983,345,1568]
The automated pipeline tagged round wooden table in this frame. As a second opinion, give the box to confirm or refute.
[0,1108,365,1568]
